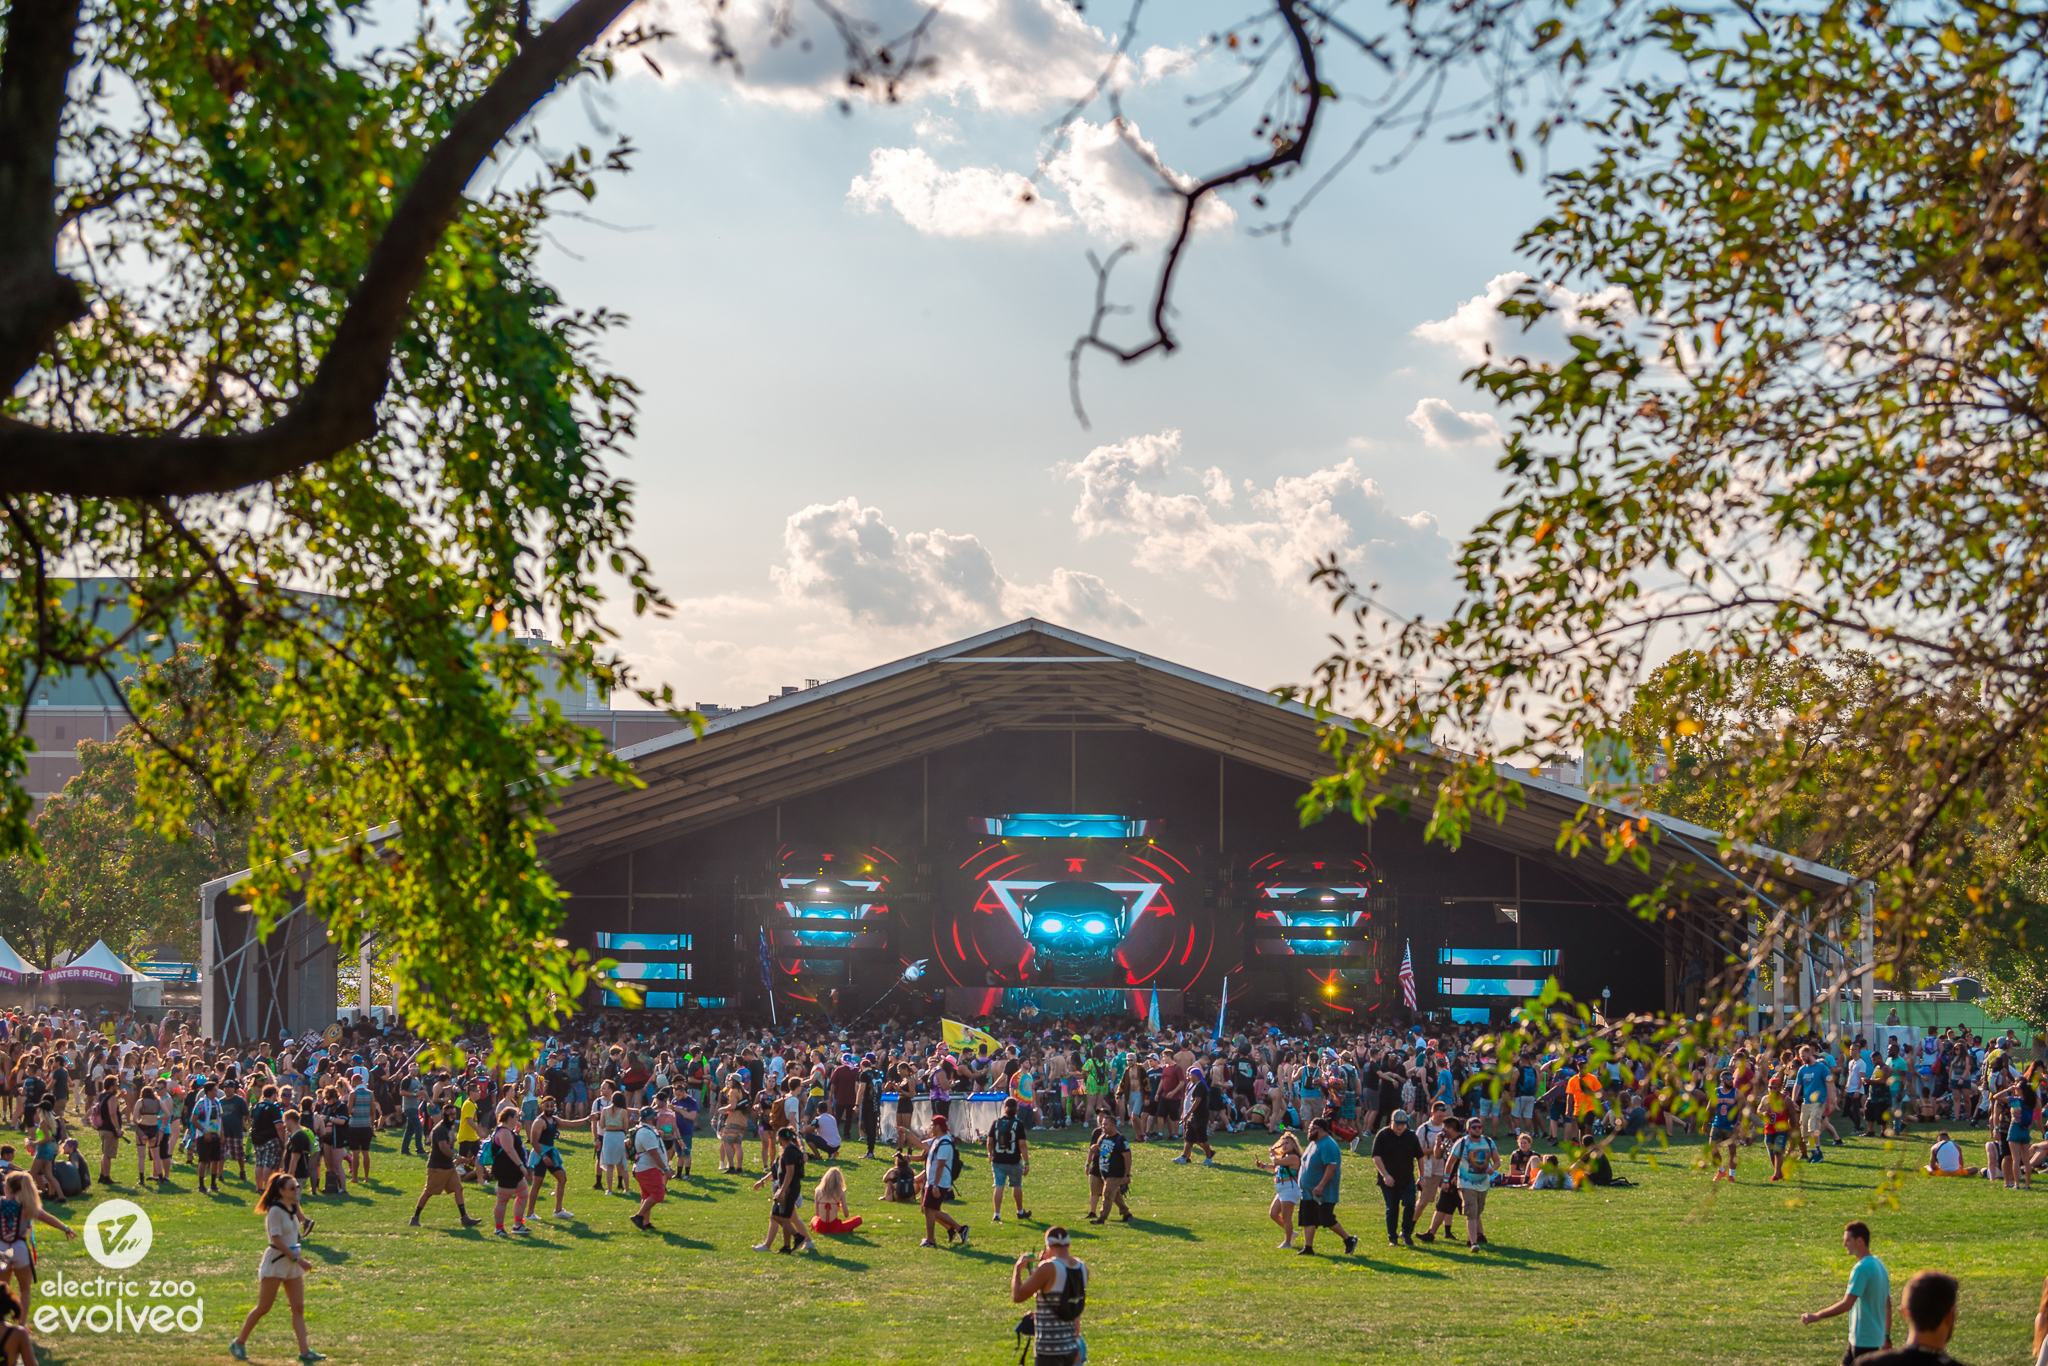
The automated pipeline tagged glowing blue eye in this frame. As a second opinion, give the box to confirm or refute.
[1038,918,1065,933]
[1084,919,1109,935]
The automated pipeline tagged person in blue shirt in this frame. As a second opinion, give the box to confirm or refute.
[1794,1046,1838,1163]
[1296,1117,1358,1257]
[1798,1220,1891,1360]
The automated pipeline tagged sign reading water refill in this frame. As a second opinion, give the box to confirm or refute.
[32,1199,205,1336]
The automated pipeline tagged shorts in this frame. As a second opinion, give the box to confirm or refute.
[528,1145,565,1175]
[256,1139,282,1168]
[772,1197,799,1220]
[635,1168,667,1203]
[992,1162,1023,1188]
[1459,1185,1488,1220]
[1547,1101,1565,1124]
[346,1126,373,1152]
[1513,1097,1535,1119]
[492,1158,525,1191]
[1185,1121,1209,1147]
[1476,1098,1498,1118]
[458,1140,481,1161]
[921,1186,951,1212]
[422,1166,462,1195]
[1274,1178,1301,1203]
[97,1129,121,1155]
[2008,1127,2033,1147]
[1435,1185,1462,1215]
[1766,1132,1788,1152]
[196,1135,223,1162]
[1800,1102,1827,1135]
[1844,1094,1865,1123]
[225,1136,245,1163]
[1298,1199,1336,1228]
[568,1081,588,1105]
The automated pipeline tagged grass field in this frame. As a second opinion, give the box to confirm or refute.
[22,1122,2048,1366]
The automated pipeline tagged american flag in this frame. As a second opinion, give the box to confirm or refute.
[1398,939,1417,1012]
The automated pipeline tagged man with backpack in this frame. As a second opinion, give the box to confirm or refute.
[1011,1225,1088,1366]
[1088,1112,1133,1224]
[988,1096,1032,1224]
[918,1114,968,1247]
[191,1079,226,1195]
[345,1072,377,1181]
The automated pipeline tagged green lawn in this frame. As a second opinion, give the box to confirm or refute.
[26,1123,2048,1365]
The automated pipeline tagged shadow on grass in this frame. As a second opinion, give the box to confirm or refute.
[650,1229,715,1250]
[308,1245,352,1265]
[1353,1258,1450,1279]
[1121,1219,1197,1240]
[1473,1245,1606,1270]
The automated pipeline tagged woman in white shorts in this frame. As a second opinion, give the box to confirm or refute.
[230,1173,324,1363]
[1257,1132,1305,1250]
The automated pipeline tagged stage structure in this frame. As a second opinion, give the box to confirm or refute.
[201,621,1871,1038]
[526,620,1870,1035]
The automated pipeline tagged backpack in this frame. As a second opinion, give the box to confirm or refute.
[932,1135,963,1188]
[1013,1260,1088,1364]
[991,1116,1021,1161]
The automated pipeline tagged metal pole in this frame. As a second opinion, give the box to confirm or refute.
[1859,884,1876,1042]
[199,886,217,1041]
[358,940,372,1016]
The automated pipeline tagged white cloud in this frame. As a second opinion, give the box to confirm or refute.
[1057,430,1451,601]
[1405,397,1503,448]
[772,495,1143,630]
[850,118,1231,241]
[1198,465,1235,506]
[848,148,1070,237]
[636,0,1119,113]
[1413,271,1632,367]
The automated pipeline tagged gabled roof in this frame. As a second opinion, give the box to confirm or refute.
[540,620,1854,904]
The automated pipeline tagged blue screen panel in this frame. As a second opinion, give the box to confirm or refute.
[600,990,683,1009]
[595,933,693,951]
[1438,977,1545,997]
[1438,948,1559,968]
[610,961,681,981]
[1446,1007,1492,1024]
[979,814,1152,838]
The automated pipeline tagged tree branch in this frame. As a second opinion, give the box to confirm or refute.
[0,0,636,497]
[0,0,89,386]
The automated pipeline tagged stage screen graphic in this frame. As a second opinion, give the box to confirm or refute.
[1439,948,1558,968]
[1438,976,1547,997]
[937,821,1214,990]
[1247,854,1379,957]
[770,846,897,999]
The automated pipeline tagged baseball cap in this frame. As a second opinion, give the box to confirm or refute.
[1391,1110,1411,1124]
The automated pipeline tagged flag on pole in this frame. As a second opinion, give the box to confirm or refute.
[1399,939,1417,1012]
[941,1018,1003,1057]
[758,928,777,1025]
[1214,976,1230,1045]
[1147,984,1161,1034]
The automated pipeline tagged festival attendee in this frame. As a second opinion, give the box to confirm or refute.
[1707,1071,1740,1183]
[133,1082,167,1184]
[1854,1270,1965,1366]
[1174,1066,1216,1167]
[1089,1111,1133,1225]
[810,1165,863,1234]
[594,1083,631,1194]
[879,1151,919,1204]
[192,1079,226,1194]
[344,1072,376,1181]
[628,1107,667,1232]
[251,1085,286,1192]
[1992,1068,2038,1190]
[1923,1132,1978,1179]
[1370,1109,1423,1247]
[1447,1115,1498,1248]
[1296,1116,1357,1257]
[802,1108,843,1162]
[523,1095,573,1222]
[89,1077,123,1187]
[987,1096,1032,1223]
[1762,1074,1795,1183]
[752,1126,815,1254]
[0,1281,33,1366]
[1796,1045,1838,1163]
[1254,1130,1303,1250]
[1798,1220,1893,1364]
[0,1172,71,1325]
[408,1100,479,1229]
[1011,1226,1088,1366]
[918,1115,968,1247]
[1505,1131,1538,1185]
[229,1173,324,1364]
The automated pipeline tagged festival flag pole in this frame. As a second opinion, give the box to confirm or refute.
[1147,984,1161,1034]
[1399,939,1418,1015]
[1214,975,1229,1046]
[759,926,777,1026]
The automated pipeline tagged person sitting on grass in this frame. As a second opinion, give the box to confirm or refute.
[1531,1154,1567,1190]
[879,1151,920,1204]
[1923,1132,1979,1178]
[1505,1132,1538,1185]
[810,1166,862,1234]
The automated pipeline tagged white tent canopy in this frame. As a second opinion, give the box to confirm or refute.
[0,937,31,980]
[52,940,149,982]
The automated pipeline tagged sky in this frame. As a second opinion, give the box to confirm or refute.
[509,0,1603,709]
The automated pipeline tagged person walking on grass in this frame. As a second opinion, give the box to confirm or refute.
[1447,1116,1498,1248]
[1255,1130,1303,1250]
[1012,1226,1088,1366]
[988,1097,1032,1225]
[521,1095,573,1223]
[918,1114,968,1247]
[89,1076,123,1188]
[1088,1112,1133,1225]
[1173,1066,1216,1168]
[752,1126,814,1254]
[1798,1220,1892,1364]
[1296,1117,1358,1258]
[629,1107,667,1233]
[1373,1109,1423,1248]
[408,1102,480,1229]
[228,1173,325,1364]
[484,1105,531,1237]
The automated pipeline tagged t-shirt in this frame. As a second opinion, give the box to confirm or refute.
[773,1145,806,1197]
[221,1094,250,1137]
[1448,1134,1497,1190]
[1301,1133,1342,1204]
[1371,1126,1423,1185]
[1845,1059,1868,1096]
[251,1100,284,1145]
[811,1113,841,1149]
[830,1065,857,1107]
[1847,1254,1891,1349]
[1851,1347,1965,1366]
[284,1130,314,1175]
[1796,1062,1833,1104]
[1763,1093,1793,1135]
[1930,1139,1963,1173]
[926,1135,956,1192]
[632,1125,665,1173]
[1566,1073,1601,1117]
[676,1094,698,1138]
[456,1099,480,1143]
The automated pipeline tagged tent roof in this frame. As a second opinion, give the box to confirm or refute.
[540,619,1855,904]
[0,938,30,976]
[68,939,147,981]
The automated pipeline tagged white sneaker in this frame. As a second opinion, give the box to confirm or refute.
[1171,1156,1190,1165]
[551,1210,574,1219]
[751,1242,773,1252]
[992,1213,1002,1223]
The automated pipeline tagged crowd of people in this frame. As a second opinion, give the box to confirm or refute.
[0,1003,2035,1363]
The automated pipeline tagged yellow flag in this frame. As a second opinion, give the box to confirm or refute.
[942,1018,1002,1057]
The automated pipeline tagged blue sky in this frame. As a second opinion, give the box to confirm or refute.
[521,0,1588,708]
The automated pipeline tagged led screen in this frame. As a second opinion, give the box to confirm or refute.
[596,933,693,952]
[1246,854,1378,957]
[1447,1007,1492,1024]
[934,832,1212,990]
[1438,977,1546,997]
[980,813,1154,838]
[610,962,690,981]
[1438,948,1558,967]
